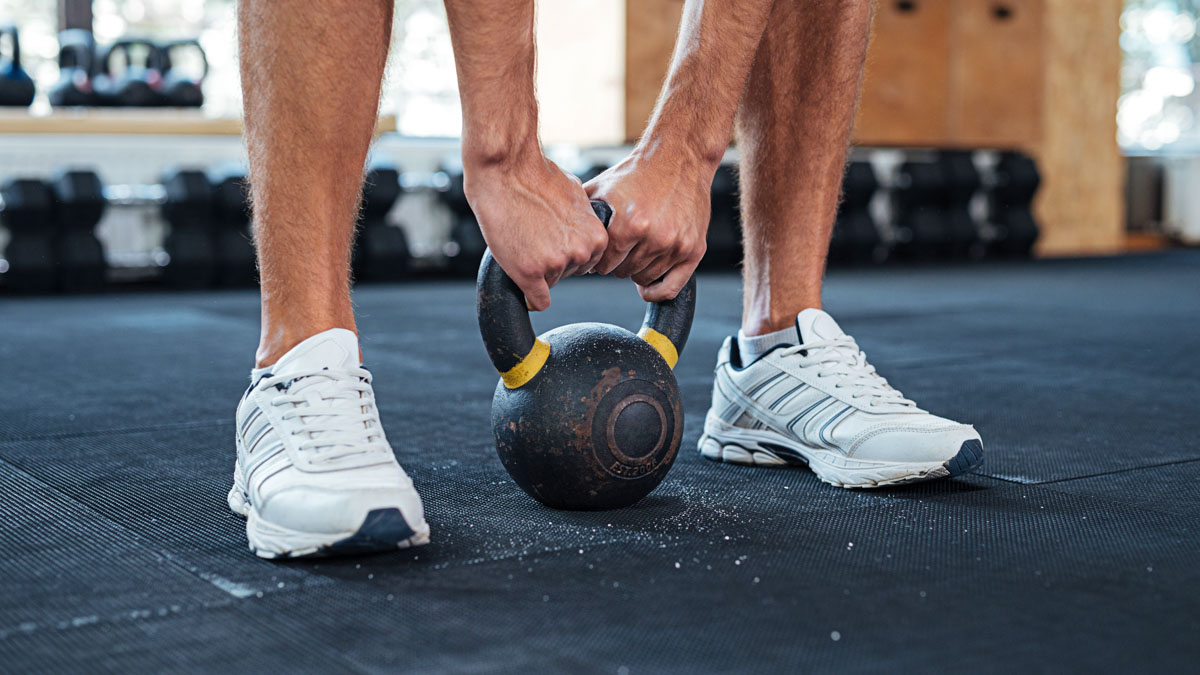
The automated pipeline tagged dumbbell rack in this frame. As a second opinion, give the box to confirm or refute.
[0,109,400,135]
[0,165,461,293]
[0,129,1043,294]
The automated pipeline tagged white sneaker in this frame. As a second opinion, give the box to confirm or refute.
[698,309,983,488]
[227,328,430,558]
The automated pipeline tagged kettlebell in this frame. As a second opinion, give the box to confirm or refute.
[477,200,697,510]
[49,29,97,107]
[0,25,35,107]
[93,39,162,107]
[155,39,207,108]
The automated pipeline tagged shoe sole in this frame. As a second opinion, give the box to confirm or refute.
[227,486,431,560]
[698,422,983,489]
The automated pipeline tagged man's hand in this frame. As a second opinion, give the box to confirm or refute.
[585,149,714,302]
[466,153,608,311]
[583,0,777,302]
[445,0,608,311]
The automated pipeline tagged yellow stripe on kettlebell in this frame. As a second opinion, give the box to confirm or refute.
[637,327,679,369]
[500,338,551,389]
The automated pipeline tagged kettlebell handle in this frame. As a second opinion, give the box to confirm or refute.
[156,39,210,81]
[2,25,22,70]
[57,30,95,73]
[477,200,697,389]
[103,39,160,76]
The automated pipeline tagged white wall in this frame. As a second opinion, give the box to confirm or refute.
[535,0,625,146]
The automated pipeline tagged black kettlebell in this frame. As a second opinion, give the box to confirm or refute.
[155,39,207,108]
[49,29,97,107]
[93,39,162,107]
[477,200,697,510]
[0,25,35,107]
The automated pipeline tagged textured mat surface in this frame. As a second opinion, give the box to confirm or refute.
[1,251,1198,672]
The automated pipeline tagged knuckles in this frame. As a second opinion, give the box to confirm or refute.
[614,217,653,244]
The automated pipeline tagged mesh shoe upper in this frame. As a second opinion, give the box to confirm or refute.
[234,329,424,534]
[708,310,980,464]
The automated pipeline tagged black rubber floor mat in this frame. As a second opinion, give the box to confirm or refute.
[6,479,1189,673]
[1045,460,1200,518]
[2,252,1198,672]
[0,599,359,672]
[0,460,231,634]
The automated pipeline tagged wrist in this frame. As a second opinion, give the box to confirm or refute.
[632,129,725,178]
[462,134,541,174]
[461,104,542,173]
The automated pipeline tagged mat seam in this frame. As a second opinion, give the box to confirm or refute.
[981,456,1200,487]
[0,456,341,632]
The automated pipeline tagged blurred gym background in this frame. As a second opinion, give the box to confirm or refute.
[0,0,1195,293]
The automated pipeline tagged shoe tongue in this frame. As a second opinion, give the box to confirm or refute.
[795,309,846,344]
[269,328,360,378]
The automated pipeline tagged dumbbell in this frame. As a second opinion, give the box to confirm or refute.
[160,169,218,288]
[988,151,1041,257]
[891,160,951,261]
[209,170,257,287]
[44,168,249,290]
[0,175,110,294]
[439,164,486,277]
[938,151,984,259]
[49,171,108,292]
[830,161,882,265]
[352,167,410,283]
[0,179,57,292]
[0,25,35,107]
[704,163,742,270]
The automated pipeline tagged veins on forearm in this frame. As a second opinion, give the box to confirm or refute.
[637,0,773,166]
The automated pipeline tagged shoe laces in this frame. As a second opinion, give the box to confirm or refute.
[778,336,915,408]
[263,366,389,460]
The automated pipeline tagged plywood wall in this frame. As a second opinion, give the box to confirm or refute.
[624,0,683,140]
[623,0,1125,257]
[855,0,954,146]
[1034,0,1124,256]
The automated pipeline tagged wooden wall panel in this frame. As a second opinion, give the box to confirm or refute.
[854,0,952,146]
[1034,0,1124,255]
[624,0,683,143]
[950,0,1045,147]
[622,0,1125,256]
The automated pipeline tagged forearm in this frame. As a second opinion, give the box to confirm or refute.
[638,0,774,167]
[444,0,540,168]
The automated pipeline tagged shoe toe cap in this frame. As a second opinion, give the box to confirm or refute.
[852,422,982,464]
[259,484,425,536]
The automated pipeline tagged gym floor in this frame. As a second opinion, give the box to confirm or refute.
[2,251,1198,673]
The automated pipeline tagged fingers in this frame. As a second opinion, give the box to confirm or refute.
[614,224,690,281]
[520,275,552,312]
[631,253,675,287]
[561,219,608,278]
[595,237,636,276]
[581,244,605,276]
[636,260,698,303]
[610,244,652,279]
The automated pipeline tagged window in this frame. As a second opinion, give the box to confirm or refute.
[2,0,622,143]
[1120,1,1200,152]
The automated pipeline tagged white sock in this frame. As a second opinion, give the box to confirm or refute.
[737,324,799,364]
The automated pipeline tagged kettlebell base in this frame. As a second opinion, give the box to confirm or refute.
[492,323,683,511]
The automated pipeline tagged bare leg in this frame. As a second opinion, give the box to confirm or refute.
[239,0,393,366]
[736,0,872,337]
